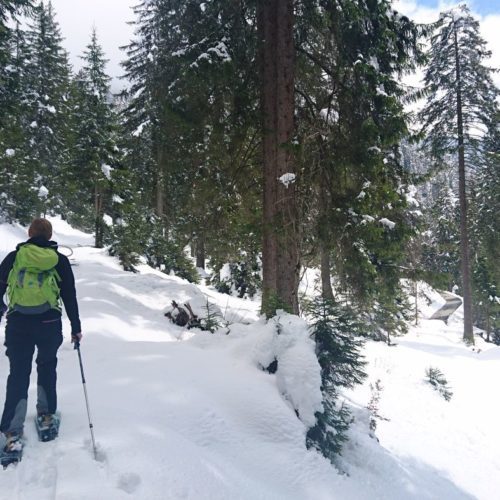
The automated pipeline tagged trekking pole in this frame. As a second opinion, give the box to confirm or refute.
[74,341,98,460]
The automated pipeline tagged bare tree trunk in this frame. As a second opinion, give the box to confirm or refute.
[155,146,165,219]
[414,280,418,325]
[454,27,474,344]
[196,237,205,269]
[319,182,333,301]
[258,0,278,316]
[486,306,491,343]
[94,183,103,248]
[258,0,298,317]
[320,243,334,301]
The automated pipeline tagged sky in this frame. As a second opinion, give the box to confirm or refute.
[50,0,136,91]
[48,0,500,91]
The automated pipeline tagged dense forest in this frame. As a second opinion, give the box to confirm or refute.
[0,0,499,463]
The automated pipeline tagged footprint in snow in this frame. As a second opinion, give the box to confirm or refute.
[117,472,142,494]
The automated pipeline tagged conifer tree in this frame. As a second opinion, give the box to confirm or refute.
[0,23,33,222]
[121,0,261,280]
[305,296,367,461]
[471,116,500,341]
[0,1,32,122]
[0,3,33,222]
[422,181,461,291]
[295,0,422,335]
[419,5,499,344]
[23,0,72,213]
[67,29,118,247]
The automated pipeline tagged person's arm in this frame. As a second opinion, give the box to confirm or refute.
[57,254,82,339]
[0,252,16,321]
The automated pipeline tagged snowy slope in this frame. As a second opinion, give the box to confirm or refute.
[0,219,499,499]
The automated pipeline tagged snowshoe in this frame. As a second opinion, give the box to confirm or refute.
[35,413,61,442]
[1,434,24,469]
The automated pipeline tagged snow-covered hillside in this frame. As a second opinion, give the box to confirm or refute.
[0,219,499,500]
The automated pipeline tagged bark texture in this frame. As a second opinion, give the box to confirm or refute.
[257,0,299,316]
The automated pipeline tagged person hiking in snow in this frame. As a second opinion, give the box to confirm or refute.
[0,218,82,454]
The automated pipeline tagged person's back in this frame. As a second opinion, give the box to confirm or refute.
[0,218,82,458]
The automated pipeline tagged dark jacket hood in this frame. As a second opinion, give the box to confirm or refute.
[16,237,58,251]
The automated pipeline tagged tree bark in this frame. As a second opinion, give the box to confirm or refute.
[454,26,474,344]
[196,237,205,269]
[94,183,103,248]
[319,182,334,301]
[258,0,299,317]
[320,242,334,301]
[155,144,165,219]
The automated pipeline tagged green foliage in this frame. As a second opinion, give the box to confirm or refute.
[426,367,453,401]
[305,296,367,461]
[306,395,351,461]
[110,211,199,283]
[470,118,500,340]
[261,291,294,319]
[210,255,261,299]
[306,297,368,388]
[64,29,119,246]
[295,0,423,333]
[419,5,499,164]
[199,298,222,333]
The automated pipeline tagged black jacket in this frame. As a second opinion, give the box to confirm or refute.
[0,237,81,334]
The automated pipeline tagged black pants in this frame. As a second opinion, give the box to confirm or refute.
[1,314,63,435]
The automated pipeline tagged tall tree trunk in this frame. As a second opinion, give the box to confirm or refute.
[155,144,165,219]
[258,0,278,316]
[320,242,334,301]
[414,280,418,325]
[196,237,205,269]
[319,182,334,301]
[454,26,474,344]
[258,0,298,317]
[94,183,103,248]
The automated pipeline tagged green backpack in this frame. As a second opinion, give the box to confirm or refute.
[7,244,61,314]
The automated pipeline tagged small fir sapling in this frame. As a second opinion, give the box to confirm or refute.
[426,367,453,401]
[200,297,222,333]
[305,297,367,462]
[366,379,389,437]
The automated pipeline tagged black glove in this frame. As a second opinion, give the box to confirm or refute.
[71,332,83,344]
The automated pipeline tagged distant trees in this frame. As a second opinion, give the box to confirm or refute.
[0,1,121,245]
[419,5,499,344]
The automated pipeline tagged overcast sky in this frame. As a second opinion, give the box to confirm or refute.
[49,0,500,92]
[50,0,136,91]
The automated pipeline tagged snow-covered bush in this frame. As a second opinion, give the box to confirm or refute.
[110,213,199,283]
[210,256,261,299]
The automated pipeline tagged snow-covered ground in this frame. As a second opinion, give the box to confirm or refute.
[0,219,498,499]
